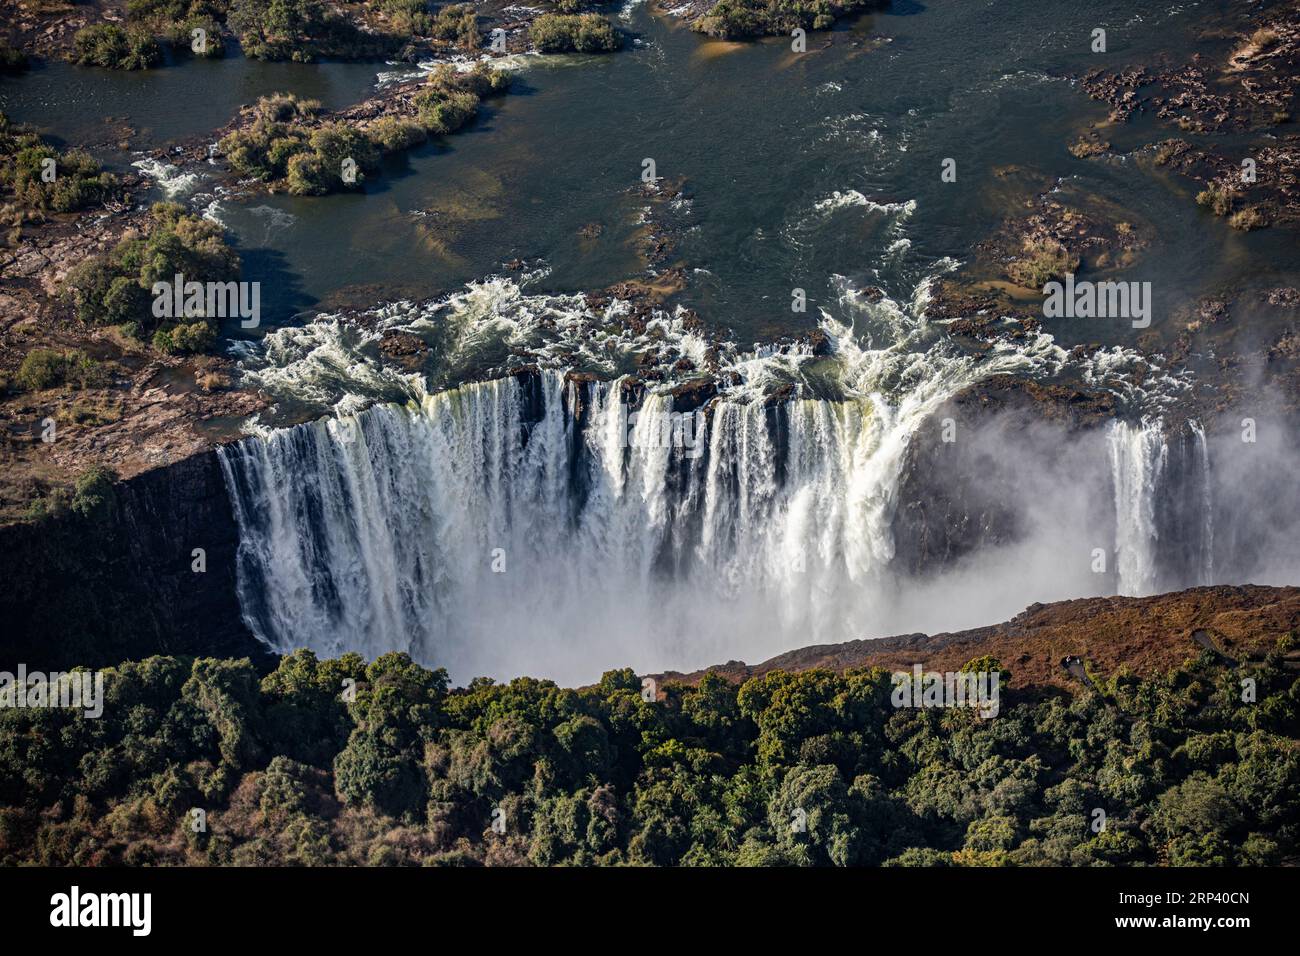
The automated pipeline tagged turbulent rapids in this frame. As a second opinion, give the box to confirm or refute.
[215,274,1227,682]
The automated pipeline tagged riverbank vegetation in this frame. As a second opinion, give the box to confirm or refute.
[378,0,480,49]
[62,202,240,354]
[0,114,121,217]
[692,0,884,40]
[220,63,509,195]
[412,62,510,133]
[70,23,164,70]
[126,0,227,58]
[228,0,397,62]
[220,94,380,195]
[13,349,111,394]
[529,14,622,53]
[1,642,1294,866]
[67,0,403,69]
[428,2,481,49]
[19,464,118,524]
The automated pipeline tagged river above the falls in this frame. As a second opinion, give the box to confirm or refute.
[5,1,1297,350]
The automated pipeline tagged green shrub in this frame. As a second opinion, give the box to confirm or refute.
[0,120,120,213]
[225,103,382,194]
[221,95,332,184]
[17,349,68,391]
[115,321,143,341]
[128,0,227,58]
[221,65,508,196]
[229,0,396,62]
[23,488,71,522]
[429,4,478,49]
[72,24,163,70]
[275,122,380,195]
[153,321,216,353]
[71,465,117,519]
[164,17,227,58]
[529,14,620,53]
[126,0,189,20]
[66,352,111,389]
[171,320,218,353]
[366,116,428,153]
[693,0,870,38]
[456,62,511,98]
[152,328,176,353]
[334,723,427,818]
[15,349,108,391]
[228,0,318,61]
[412,63,510,136]
[310,124,379,182]
[63,203,238,351]
[383,0,433,34]
[413,88,480,136]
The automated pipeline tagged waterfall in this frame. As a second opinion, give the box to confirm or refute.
[218,350,1003,680]
[1107,418,1215,597]
[1108,418,1166,597]
[218,275,1214,681]
[1189,419,1214,585]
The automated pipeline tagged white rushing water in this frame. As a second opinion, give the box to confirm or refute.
[1107,416,1214,597]
[218,375,972,681]
[1189,418,1215,586]
[218,273,1213,682]
[131,157,201,199]
[1108,418,1168,597]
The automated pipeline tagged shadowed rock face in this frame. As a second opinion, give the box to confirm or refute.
[890,392,1028,577]
[0,450,265,672]
[884,381,1131,578]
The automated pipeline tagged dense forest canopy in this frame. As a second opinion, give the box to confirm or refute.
[2,641,1296,866]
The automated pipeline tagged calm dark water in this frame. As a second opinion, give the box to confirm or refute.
[0,45,380,156]
[3,1,1297,348]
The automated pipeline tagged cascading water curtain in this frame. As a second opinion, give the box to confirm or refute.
[1107,418,1215,597]
[222,377,1217,677]
[217,371,930,678]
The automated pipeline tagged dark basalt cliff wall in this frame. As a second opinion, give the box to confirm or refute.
[0,449,267,672]
[890,380,1108,577]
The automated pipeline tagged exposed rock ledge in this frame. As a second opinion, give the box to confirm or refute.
[653,584,1300,692]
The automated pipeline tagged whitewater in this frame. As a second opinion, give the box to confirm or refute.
[216,266,1215,682]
